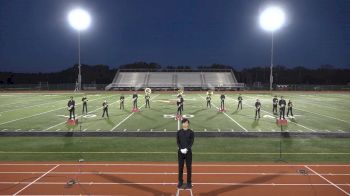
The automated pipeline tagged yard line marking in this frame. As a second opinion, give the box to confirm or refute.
[305,165,350,195]
[137,129,140,132]
[123,129,127,132]
[338,130,344,132]
[110,95,159,131]
[14,129,21,132]
[164,129,167,132]
[272,129,276,132]
[258,129,262,132]
[29,129,35,131]
[0,95,110,126]
[150,129,153,132]
[12,164,59,196]
[199,95,248,132]
[55,129,61,132]
[96,129,100,132]
[218,129,221,132]
[294,107,350,124]
[204,129,207,132]
[44,95,118,131]
[231,129,234,132]
[83,129,87,132]
[1,163,350,166]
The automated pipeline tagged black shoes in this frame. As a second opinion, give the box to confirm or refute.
[185,183,193,189]
[177,182,183,188]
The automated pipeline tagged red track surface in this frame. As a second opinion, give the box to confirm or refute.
[0,162,349,196]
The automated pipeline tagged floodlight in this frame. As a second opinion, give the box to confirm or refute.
[259,6,285,32]
[68,9,91,31]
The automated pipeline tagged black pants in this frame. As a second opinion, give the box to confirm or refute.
[178,150,192,184]
[145,99,150,108]
[177,106,182,115]
[255,108,260,119]
[280,107,285,119]
[133,100,138,109]
[181,105,184,112]
[69,109,75,119]
[207,101,211,108]
[287,107,293,116]
[82,103,87,114]
[237,101,242,110]
[102,108,109,117]
[273,105,277,113]
[120,102,124,110]
[221,100,225,110]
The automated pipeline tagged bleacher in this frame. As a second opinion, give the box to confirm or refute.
[106,69,244,90]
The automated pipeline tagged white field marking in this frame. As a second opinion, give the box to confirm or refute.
[1,163,350,167]
[123,129,127,132]
[204,129,207,132]
[0,95,109,126]
[83,129,87,132]
[298,130,303,132]
[231,129,234,132]
[2,171,350,176]
[164,129,166,132]
[110,94,159,131]
[44,95,118,131]
[55,129,61,132]
[177,118,180,130]
[137,129,140,132]
[1,151,349,155]
[96,129,100,132]
[272,129,276,132]
[1,129,7,131]
[150,129,153,132]
[12,164,59,196]
[14,129,21,131]
[258,129,262,132]
[238,95,316,132]
[1,181,350,187]
[218,129,221,132]
[338,130,345,132]
[0,98,69,114]
[199,95,248,132]
[29,129,35,131]
[305,165,350,196]
[294,107,350,124]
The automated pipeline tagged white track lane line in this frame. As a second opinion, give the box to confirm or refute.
[199,95,248,132]
[110,94,159,131]
[12,164,59,196]
[305,165,350,195]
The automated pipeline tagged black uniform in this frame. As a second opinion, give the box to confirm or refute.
[145,95,151,108]
[220,94,225,110]
[120,95,125,110]
[255,101,261,119]
[273,97,278,114]
[237,95,243,110]
[102,101,109,117]
[279,99,287,119]
[67,99,75,119]
[206,96,211,108]
[177,129,195,187]
[287,101,293,117]
[180,96,184,112]
[82,97,88,114]
[176,97,182,115]
[132,93,138,109]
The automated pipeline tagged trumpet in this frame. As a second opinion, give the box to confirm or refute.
[144,88,152,95]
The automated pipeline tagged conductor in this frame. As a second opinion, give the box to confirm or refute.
[177,118,194,189]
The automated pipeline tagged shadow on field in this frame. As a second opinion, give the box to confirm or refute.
[98,173,172,196]
[251,119,259,128]
[199,174,282,196]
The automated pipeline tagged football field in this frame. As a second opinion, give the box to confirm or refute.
[0,91,349,133]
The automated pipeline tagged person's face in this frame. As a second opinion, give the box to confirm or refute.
[182,121,189,129]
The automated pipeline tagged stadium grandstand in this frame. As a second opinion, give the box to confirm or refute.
[105,69,245,90]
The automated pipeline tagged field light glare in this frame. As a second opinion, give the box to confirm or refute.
[68,9,91,31]
[259,6,285,32]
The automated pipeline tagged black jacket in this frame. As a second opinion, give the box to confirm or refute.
[177,129,194,150]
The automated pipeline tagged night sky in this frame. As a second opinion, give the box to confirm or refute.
[0,0,349,72]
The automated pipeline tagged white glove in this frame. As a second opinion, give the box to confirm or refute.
[180,148,188,154]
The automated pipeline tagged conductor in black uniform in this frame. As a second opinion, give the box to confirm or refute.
[82,96,88,114]
[279,96,287,119]
[132,92,138,109]
[176,95,182,116]
[67,96,75,120]
[102,100,109,118]
[272,95,278,114]
[177,118,194,189]
[220,93,225,110]
[145,94,151,108]
[180,95,184,112]
[206,95,211,108]
[237,94,243,110]
[255,99,261,120]
[120,95,125,110]
[287,100,293,117]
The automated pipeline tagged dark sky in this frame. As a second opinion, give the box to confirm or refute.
[0,0,349,72]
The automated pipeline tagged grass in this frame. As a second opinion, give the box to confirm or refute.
[0,91,349,162]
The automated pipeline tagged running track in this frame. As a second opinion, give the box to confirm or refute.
[0,162,349,195]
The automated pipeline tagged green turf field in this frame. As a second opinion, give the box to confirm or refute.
[0,92,349,132]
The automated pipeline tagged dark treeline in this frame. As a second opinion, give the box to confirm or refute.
[0,62,349,85]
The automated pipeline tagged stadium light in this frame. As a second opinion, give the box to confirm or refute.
[68,8,91,91]
[259,6,285,91]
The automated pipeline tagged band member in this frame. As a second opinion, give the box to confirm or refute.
[206,95,211,108]
[145,94,151,108]
[177,118,194,189]
[176,95,182,116]
[67,96,75,120]
[220,93,225,111]
[237,94,243,110]
[287,100,293,117]
[279,96,286,119]
[132,92,138,109]
[272,95,278,114]
[255,99,261,120]
[180,95,184,112]
[102,100,109,118]
[120,95,125,110]
[82,95,88,114]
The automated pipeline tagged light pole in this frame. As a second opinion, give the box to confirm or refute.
[259,6,285,91]
[68,9,91,91]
